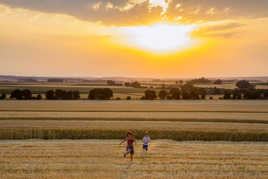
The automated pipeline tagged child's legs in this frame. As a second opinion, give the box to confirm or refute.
[125,147,130,155]
[125,145,133,155]
[129,146,134,160]
[143,144,148,151]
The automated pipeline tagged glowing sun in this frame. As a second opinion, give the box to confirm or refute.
[118,23,196,53]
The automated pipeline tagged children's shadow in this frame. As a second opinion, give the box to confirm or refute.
[122,162,133,178]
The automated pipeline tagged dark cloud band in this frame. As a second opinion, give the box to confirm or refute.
[0,0,268,25]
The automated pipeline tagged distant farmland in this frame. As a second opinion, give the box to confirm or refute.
[1,100,268,141]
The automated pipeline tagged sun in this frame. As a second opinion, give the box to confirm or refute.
[118,23,196,53]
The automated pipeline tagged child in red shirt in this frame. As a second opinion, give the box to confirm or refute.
[120,131,136,161]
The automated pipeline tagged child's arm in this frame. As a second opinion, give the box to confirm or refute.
[120,138,126,145]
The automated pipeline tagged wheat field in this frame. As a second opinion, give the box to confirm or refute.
[1,100,268,141]
[1,100,268,112]
[1,100,268,178]
[0,140,267,179]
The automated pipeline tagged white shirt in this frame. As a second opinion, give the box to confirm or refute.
[142,136,151,144]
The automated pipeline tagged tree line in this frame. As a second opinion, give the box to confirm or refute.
[0,88,114,100]
[208,80,268,100]
[139,80,268,100]
[142,83,206,100]
[46,89,80,100]
[9,89,42,100]
[1,80,268,100]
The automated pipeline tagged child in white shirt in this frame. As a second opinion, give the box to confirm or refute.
[142,132,151,152]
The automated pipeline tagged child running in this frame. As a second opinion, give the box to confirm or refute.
[120,131,136,161]
[142,131,151,152]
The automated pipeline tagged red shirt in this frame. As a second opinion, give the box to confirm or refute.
[126,137,134,146]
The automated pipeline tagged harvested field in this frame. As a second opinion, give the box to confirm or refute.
[1,111,268,121]
[0,100,268,112]
[0,140,267,179]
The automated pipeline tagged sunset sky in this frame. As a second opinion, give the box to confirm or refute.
[0,0,268,78]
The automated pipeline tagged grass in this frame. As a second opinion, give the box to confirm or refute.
[0,140,267,178]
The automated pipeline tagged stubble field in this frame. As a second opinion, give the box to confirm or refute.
[0,140,268,179]
[1,100,268,178]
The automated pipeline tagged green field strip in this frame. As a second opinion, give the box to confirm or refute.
[1,117,268,124]
[1,128,268,141]
[1,110,268,113]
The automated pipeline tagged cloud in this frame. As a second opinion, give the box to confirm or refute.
[0,0,268,25]
[167,0,268,23]
[0,0,153,25]
[193,21,245,38]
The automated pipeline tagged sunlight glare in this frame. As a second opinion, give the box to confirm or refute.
[118,23,196,53]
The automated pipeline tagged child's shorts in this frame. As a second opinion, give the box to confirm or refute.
[143,144,149,151]
[127,146,134,154]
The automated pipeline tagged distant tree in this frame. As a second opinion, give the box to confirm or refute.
[198,88,207,100]
[72,90,80,100]
[169,88,181,100]
[126,96,132,100]
[10,89,32,100]
[37,94,42,100]
[232,89,242,100]
[10,89,24,100]
[181,83,195,99]
[50,89,80,100]
[214,79,223,85]
[236,80,254,89]
[0,93,6,100]
[190,89,200,100]
[181,91,191,99]
[212,87,222,95]
[125,81,141,88]
[88,89,97,99]
[88,88,113,100]
[144,90,157,100]
[103,88,113,99]
[23,89,32,100]
[47,78,64,83]
[19,78,37,83]
[264,90,268,99]
[223,90,232,99]
[64,91,73,100]
[189,77,211,85]
[243,90,261,100]
[107,80,116,85]
[55,89,65,99]
[159,90,168,100]
[46,90,55,100]
[116,97,121,100]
